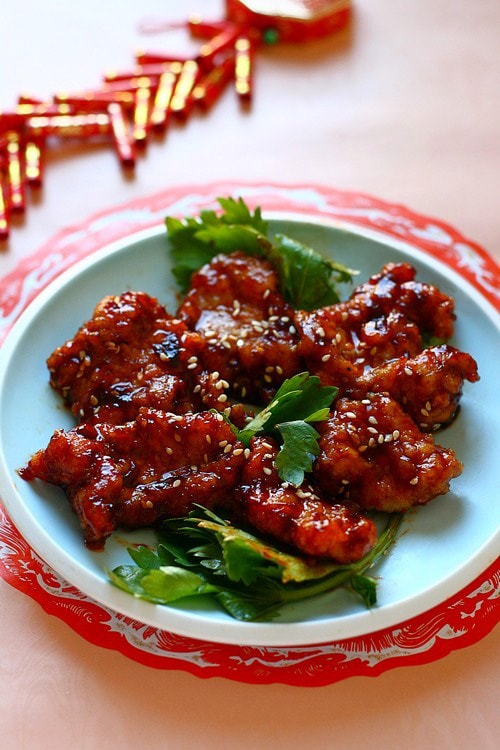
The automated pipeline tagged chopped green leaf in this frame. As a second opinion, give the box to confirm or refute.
[108,507,404,620]
[165,196,357,306]
[269,233,357,310]
[274,421,320,486]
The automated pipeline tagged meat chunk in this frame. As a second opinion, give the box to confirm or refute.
[177,252,302,403]
[314,395,463,512]
[47,291,213,424]
[295,262,456,392]
[24,409,246,549]
[345,345,479,430]
[233,437,377,563]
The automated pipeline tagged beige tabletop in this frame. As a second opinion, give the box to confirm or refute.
[0,1,498,748]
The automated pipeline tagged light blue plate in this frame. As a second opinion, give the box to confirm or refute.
[0,216,498,646]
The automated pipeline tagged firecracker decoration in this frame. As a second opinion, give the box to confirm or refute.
[0,1,351,240]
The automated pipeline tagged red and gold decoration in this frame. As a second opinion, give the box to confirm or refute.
[0,1,351,240]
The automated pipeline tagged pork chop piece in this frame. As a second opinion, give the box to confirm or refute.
[345,345,479,431]
[314,395,463,512]
[232,437,377,563]
[294,262,456,391]
[24,409,246,549]
[177,252,303,403]
[46,290,222,424]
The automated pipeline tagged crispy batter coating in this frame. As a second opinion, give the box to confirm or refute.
[346,345,479,430]
[295,262,456,392]
[233,437,377,563]
[47,291,211,424]
[25,409,245,548]
[177,252,302,403]
[314,395,463,512]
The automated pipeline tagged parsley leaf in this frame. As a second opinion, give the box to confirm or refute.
[236,372,337,486]
[108,507,404,621]
[165,196,357,307]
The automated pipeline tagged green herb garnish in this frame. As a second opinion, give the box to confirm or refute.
[108,507,403,621]
[165,196,357,309]
[235,372,338,486]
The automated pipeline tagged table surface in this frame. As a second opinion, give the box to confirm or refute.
[1,1,498,748]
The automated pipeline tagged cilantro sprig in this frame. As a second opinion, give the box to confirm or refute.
[108,507,403,622]
[235,372,338,486]
[165,196,357,310]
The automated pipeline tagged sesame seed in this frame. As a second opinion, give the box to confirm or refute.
[233,448,244,456]
[223,443,233,454]
[190,465,198,471]
[205,435,211,444]
[384,434,393,442]
[159,353,168,361]
[392,430,400,440]
[263,453,273,460]
[236,339,245,347]
[361,399,371,405]
[404,367,412,376]
[78,350,86,360]
[193,384,201,393]
[321,354,331,362]
[281,316,290,323]
[433,423,442,430]
[221,379,229,388]
[212,371,220,380]
[341,479,350,485]
[317,326,326,338]
[90,395,98,406]
[359,445,368,452]
[244,448,251,459]
[335,333,342,343]
[143,500,154,509]
[204,329,216,338]
[217,394,228,403]
[219,440,228,447]
[263,289,270,299]
[368,416,378,425]
[215,413,224,422]
[241,386,247,398]
[203,453,209,463]
[425,401,432,411]
[368,437,376,446]
[378,434,385,444]
[264,374,272,383]
[187,356,198,364]
[409,477,419,485]
[276,365,283,375]
[187,362,198,370]
[261,441,273,450]
[341,311,349,321]
[165,446,173,455]
[289,325,297,335]
[265,366,274,373]
[263,467,273,475]
[345,411,357,418]
[222,341,231,349]
[421,408,430,417]
[367,426,378,434]
[172,479,181,488]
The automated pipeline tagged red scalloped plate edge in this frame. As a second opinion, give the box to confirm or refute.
[0,181,498,686]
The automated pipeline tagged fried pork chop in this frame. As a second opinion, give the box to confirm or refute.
[233,437,377,563]
[177,252,302,403]
[314,394,463,512]
[25,409,246,549]
[46,290,234,424]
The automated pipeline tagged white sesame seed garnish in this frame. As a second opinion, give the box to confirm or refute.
[289,325,297,335]
[341,479,350,485]
[219,440,228,447]
[222,341,231,349]
[205,435,211,444]
[421,408,430,417]
[377,434,385,444]
[275,365,283,375]
[367,426,378,434]
[368,416,378,425]
[241,386,247,398]
[174,434,181,442]
[368,437,376,446]
[159,352,168,361]
[233,448,244,456]
[244,448,251,459]
[172,479,181,488]
[409,477,419,485]
[268,315,279,322]
[187,356,198,364]
[392,430,400,440]
[359,445,368,452]
[224,444,233,453]
[317,326,326,338]
[264,374,272,383]
[261,441,273,450]
[263,289,270,299]
[335,333,342,343]
[193,384,201,393]
[361,399,371,405]
[263,467,273,475]
[425,401,432,411]
[165,446,173,455]
[187,362,198,370]
[321,354,331,362]
[90,395,98,406]
[404,367,412,376]
[281,316,290,323]
[345,411,357,418]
